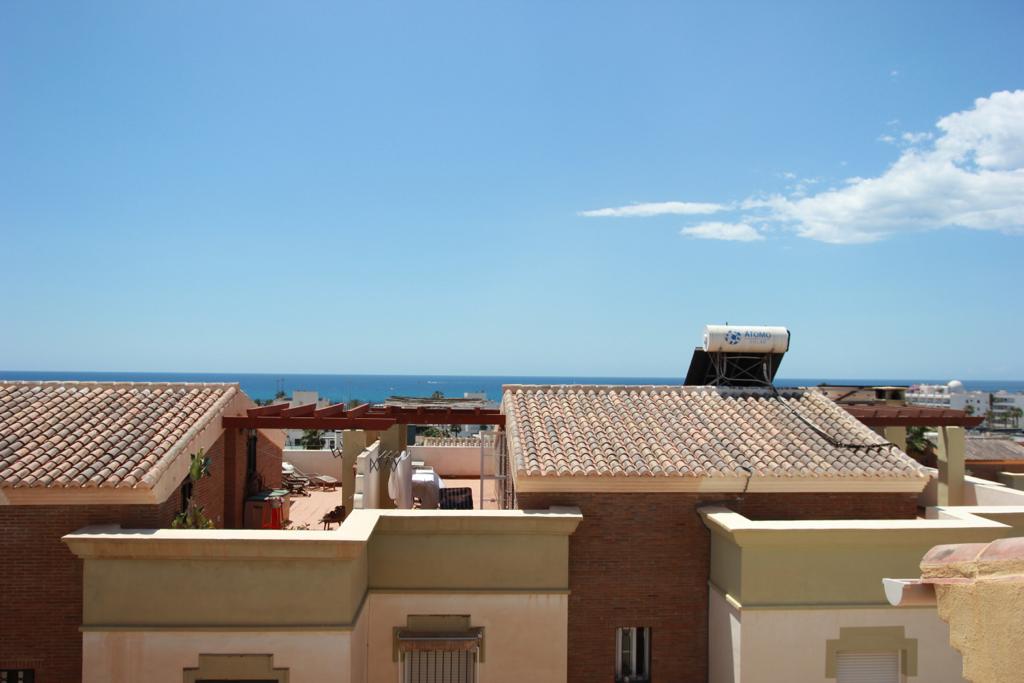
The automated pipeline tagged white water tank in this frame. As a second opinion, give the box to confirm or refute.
[703,325,790,353]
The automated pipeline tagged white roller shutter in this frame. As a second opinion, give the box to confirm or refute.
[836,650,900,683]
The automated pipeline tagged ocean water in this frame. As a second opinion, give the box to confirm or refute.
[2,371,1023,403]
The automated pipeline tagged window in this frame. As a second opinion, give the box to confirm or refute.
[615,627,650,683]
[836,651,900,683]
[403,650,476,683]
[179,478,193,511]
[0,671,35,683]
[246,432,258,474]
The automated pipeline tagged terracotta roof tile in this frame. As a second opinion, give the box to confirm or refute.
[0,381,237,490]
[503,385,927,481]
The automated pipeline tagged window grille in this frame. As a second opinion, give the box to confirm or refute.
[403,650,477,683]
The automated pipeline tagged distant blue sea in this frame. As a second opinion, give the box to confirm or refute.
[2,371,1024,403]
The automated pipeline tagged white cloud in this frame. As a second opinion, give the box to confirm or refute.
[578,201,725,217]
[901,131,933,144]
[680,222,764,242]
[878,134,897,144]
[581,91,1024,245]
[759,90,1024,243]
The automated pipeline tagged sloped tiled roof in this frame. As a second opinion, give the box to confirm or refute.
[965,437,1024,462]
[503,385,926,482]
[0,381,237,489]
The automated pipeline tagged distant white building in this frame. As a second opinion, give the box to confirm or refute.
[284,391,337,449]
[906,380,1024,428]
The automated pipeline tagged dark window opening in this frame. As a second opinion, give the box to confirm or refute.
[0,670,35,683]
[616,627,650,683]
[246,431,258,475]
[180,478,193,512]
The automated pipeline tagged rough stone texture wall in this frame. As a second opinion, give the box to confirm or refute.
[516,490,917,683]
[0,497,180,682]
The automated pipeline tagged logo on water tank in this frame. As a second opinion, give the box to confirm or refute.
[726,330,742,345]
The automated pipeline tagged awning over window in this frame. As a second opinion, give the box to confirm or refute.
[397,630,483,653]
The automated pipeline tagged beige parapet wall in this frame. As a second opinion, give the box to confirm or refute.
[406,443,496,477]
[64,508,581,683]
[283,448,345,480]
[999,471,1024,491]
[700,507,1024,683]
[701,506,1024,608]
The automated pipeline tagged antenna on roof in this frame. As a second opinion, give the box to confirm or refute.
[683,325,790,387]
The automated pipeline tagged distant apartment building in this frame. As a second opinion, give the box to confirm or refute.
[907,380,1024,428]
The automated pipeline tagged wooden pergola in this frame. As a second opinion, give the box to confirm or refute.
[222,401,506,431]
[842,404,983,428]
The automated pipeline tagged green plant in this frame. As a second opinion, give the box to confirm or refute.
[905,426,930,454]
[172,449,214,529]
[300,429,326,449]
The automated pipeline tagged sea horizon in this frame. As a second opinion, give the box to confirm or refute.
[3,370,1023,403]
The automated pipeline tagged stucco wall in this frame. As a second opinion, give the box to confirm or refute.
[735,600,965,683]
[366,592,569,683]
[82,630,351,683]
[66,508,580,683]
[708,587,741,683]
[406,444,496,477]
[285,448,345,480]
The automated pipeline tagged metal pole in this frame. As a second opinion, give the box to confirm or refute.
[479,430,484,510]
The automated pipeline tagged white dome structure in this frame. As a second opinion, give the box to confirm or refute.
[947,379,966,393]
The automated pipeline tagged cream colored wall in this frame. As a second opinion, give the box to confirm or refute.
[999,472,1024,491]
[406,444,496,477]
[735,603,965,683]
[350,602,369,683]
[285,449,345,480]
[365,592,569,683]
[82,630,351,683]
[355,441,381,509]
[703,507,1016,608]
[708,587,741,683]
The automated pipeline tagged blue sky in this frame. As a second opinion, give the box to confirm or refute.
[1,1,1023,379]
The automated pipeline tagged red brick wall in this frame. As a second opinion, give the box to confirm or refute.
[257,431,283,490]
[191,432,227,527]
[195,429,283,528]
[0,496,180,683]
[0,430,283,681]
[516,490,917,683]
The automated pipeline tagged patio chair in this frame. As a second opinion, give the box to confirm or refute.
[320,505,346,529]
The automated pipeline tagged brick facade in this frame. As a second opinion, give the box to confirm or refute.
[0,498,181,682]
[516,490,918,683]
[0,428,283,682]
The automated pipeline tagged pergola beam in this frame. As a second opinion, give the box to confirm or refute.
[225,403,505,431]
[223,416,398,430]
[843,405,983,428]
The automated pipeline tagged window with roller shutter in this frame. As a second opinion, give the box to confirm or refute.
[836,650,901,683]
